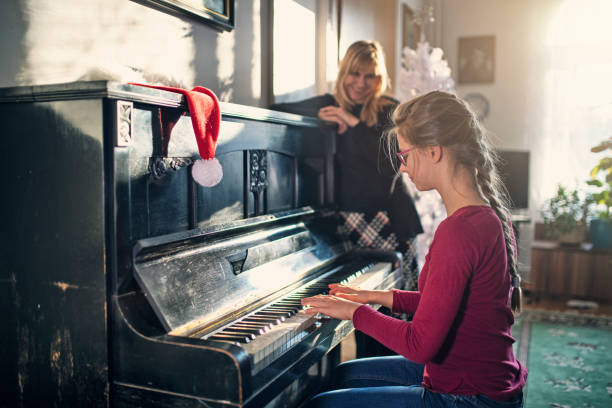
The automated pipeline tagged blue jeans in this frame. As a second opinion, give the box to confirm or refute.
[306,356,524,408]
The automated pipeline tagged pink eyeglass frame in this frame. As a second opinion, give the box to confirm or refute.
[396,147,417,166]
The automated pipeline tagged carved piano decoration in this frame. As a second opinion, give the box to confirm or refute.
[1,82,403,407]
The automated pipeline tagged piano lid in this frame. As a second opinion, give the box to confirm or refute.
[132,208,342,336]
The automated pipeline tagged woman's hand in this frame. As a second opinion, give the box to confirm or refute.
[330,285,395,309]
[328,283,372,304]
[317,106,359,134]
[301,294,361,320]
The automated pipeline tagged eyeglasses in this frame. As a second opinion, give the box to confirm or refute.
[396,147,417,167]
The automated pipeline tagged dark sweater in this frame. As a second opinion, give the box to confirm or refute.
[270,94,423,241]
[353,206,527,401]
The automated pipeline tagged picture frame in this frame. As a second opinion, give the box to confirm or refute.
[458,35,495,84]
[138,0,234,31]
[402,4,422,51]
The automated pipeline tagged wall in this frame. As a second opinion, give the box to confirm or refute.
[439,0,612,275]
[0,0,269,107]
[0,1,408,105]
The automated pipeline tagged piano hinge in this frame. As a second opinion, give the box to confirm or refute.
[148,156,194,180]
[116,100,133,147]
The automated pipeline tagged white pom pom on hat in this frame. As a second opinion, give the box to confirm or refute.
[192,157,223,187]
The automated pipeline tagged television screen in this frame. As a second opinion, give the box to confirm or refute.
[496,150,530,210]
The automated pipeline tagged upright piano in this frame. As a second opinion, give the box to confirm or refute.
[0,82,402,407]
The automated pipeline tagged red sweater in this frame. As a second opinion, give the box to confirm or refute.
[353,205,527,401]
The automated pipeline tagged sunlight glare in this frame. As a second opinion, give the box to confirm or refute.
[540,0,612,193]
[547,0,612,48]
[273,0,316,98]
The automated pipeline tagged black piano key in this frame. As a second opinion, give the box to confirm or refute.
[264,305,298,311]
[241,315,279,322]
[241,318,274,329]
[231,326,268,335]
[274,301,301,307]
[231,323,270,334]
[220,328,261,337]
[264,308,299,316]
[247,316,284,325]
[253,311,287,321]
[231,322,268,331]
[207,334,251,344]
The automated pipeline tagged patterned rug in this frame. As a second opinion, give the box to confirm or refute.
[513,310,612,407]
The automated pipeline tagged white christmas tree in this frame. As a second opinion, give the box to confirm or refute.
[397,41,455,101]
[395,5,452,271]
[396,4,454,101]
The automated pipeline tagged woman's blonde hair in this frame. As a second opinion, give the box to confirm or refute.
[388,91,522,313]
[334,40,392,127]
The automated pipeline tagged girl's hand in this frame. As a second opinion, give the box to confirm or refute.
[328,283,371,304]
[301,294,361,320]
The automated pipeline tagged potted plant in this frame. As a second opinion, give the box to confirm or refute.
[586,136,612,249]
[541,184,590,245]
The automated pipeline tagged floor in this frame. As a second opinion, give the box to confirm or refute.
[523,290,612,316]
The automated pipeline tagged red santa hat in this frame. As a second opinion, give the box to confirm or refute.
[130,83,223,187]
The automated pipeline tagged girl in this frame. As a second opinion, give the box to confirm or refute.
[302,91,527,408]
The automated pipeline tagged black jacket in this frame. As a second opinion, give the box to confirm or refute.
[270,94,423,241]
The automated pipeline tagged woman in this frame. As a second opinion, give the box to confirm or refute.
[271,40,423,294]
[301,91,527,407]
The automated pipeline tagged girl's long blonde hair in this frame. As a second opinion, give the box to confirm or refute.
[334,40,393,127]
[389,91,522,313]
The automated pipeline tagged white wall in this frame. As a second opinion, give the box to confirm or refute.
[441,0,612,210]
[439,0,612,275]
[0,0,269,107]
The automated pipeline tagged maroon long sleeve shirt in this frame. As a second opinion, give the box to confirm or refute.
[353,205,527,401]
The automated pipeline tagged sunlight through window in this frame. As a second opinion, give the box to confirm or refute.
[539,0,612,195]
[273,0,316,102]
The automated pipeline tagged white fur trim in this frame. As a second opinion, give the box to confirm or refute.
[192,158,223,187]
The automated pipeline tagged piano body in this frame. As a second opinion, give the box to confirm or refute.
[0,82,402,407]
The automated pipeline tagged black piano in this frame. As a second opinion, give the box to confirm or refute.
[0,82,402,407]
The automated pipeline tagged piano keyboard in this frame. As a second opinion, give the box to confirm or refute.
[205,260,392,373]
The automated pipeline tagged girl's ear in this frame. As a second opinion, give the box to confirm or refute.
[430,145,443,163]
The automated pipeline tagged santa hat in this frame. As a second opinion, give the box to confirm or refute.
[129,83,223,187]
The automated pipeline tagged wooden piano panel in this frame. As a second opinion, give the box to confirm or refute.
[196,150,246,225]
[122,106,333,240]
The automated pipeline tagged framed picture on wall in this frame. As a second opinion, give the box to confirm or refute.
[402,4,422,51]
[137,0,234,31]
[458,35,495,84]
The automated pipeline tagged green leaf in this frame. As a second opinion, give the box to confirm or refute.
[587,179,603,187]
[599,157,612,170]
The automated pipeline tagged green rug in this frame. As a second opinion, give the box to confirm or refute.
[513,310,612,407]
